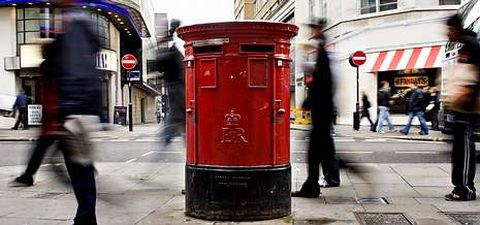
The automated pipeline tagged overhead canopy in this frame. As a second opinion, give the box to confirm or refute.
[0,0,151,37]
[365,45,444,73]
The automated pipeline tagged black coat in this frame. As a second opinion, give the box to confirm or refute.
[157,45,185,123]
[304,39,334,126]
[48,10,102,119]
[377,88,391,107]
[407,88,425,112]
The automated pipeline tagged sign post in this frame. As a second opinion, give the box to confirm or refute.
[122,54,138,132]
[349,51,366,131]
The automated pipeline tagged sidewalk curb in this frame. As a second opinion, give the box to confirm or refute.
[0,138,36,142]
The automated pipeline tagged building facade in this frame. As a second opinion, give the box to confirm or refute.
[242,0,466,125]
[0,0,159,125]
[234,0,306,110]
[320,0,464,125]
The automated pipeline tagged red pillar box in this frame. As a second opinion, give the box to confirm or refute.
[178,22,298,221]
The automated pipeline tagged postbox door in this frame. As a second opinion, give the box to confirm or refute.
[196,57,273,166]
[185,60,196,164]
[273,59,290,165]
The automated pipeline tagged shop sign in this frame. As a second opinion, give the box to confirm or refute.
[20,44,43,68]
[128,70,141,81]
[96,49,118,72]
[27,104,42,126]
[394,76,429,87]
[114,106,127,125]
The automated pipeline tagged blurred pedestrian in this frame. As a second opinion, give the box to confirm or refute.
[157,19,186,149]
[426,87,440,131]
[11,90,29,130]
[400,84,429,135]
[292,18,340,198]
[360,91,374,129]
[444,14,480,201]
[9,38,63,187]
[376,81,395,133]
[13,1,102,223]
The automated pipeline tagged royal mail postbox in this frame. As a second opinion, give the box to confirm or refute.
[177,22,298,221]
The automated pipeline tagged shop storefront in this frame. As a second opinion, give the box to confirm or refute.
[366,45,444,114]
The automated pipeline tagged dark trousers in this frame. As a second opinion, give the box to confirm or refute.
[451,119,476,196]
[57,128,97,225]
[361,111,374,127]
[22,136,55,178]
[63,156,97,225]
[13,108,28,129]
[431,111,439,130]
[307,124,340,186]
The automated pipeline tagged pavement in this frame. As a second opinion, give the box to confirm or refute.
[1,162,479,225]
[1,116,479,224]
[0,115,452,142]
[291,124,452,142]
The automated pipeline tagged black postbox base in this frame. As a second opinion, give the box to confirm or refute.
[185,164,291,221]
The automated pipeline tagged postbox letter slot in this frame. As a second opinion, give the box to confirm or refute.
[241,44,274,53]
[193,45,223,54]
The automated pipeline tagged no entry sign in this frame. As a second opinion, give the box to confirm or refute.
[121,54,137,70]
[349,51,366,67]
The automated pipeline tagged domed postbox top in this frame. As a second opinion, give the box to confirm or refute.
[177,21,298,41]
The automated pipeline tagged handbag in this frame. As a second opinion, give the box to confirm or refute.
[444,63,480,114]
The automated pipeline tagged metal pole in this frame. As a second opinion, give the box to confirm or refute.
[128,74,133,132]
[353,66,360,131]
[356,66,360,113]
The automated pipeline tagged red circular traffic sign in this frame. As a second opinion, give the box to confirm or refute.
[349,51,366,67]
[121,54,137,70]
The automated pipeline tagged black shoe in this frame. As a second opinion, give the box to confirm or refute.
[11,127,18,130]
[445,191,476,201]
[9,176,34,187]
[418,132,428,135]
[400,130,408,135]
[292,182,320,198]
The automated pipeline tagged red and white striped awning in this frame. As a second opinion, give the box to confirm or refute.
[365,45,445,73]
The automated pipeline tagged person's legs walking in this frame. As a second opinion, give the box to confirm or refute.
[320,126,340,186]
[384,107,394,131]
[22,136,55,180]
[431,112,439,130]
[376,106,387,132]
[448,119,476,200]
[292,126,321,197]
[417,111,429,134]
[402,112,415,134]
[12,109,20,129]
[20,108,28,129]
[60,131,97,224]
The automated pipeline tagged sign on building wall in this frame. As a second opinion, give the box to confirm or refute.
[27,104,42,126]
[96,49,118,72]
[20,45,43,68]
[394,76,429,87]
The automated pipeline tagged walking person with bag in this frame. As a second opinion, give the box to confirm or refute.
[444,15,480,201]
[11,90,29,130]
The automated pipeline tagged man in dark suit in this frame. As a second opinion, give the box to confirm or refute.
[292,18,340,198]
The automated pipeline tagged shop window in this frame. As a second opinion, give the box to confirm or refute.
[16,8,110,48]
[440,0,461,5]
[360,0,397,14]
